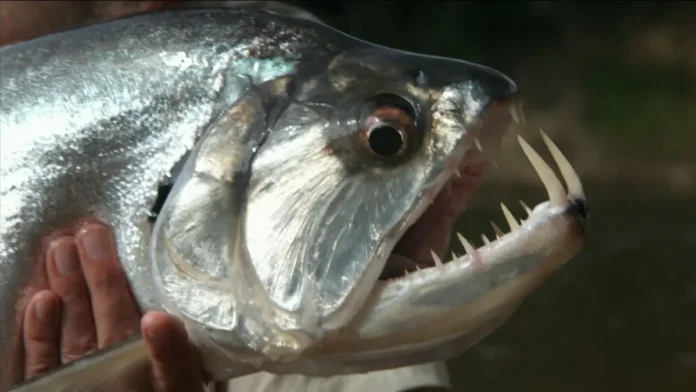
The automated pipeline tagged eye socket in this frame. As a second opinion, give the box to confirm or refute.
[367,125,405,157]
[360,93,418,160]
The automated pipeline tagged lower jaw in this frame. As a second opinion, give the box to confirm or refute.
[307,130,586,371]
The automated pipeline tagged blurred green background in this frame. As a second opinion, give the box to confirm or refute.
[293,2,696,391]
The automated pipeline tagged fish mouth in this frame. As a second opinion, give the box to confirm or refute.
[292,100,589,374]
[380,100,588,281]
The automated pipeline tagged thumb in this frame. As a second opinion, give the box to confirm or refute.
[141,312,205,392]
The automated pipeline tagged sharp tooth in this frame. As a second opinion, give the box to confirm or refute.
[481,234,491,245]
[539,130,584,200]
[517,135,566,206]
[508,102,527,125]
[492,160,499,168]
[520,200,533,216]
[430,250,443,267]
[453,168,461,178]
[457,233,482,267]
[474,137,483,152]
[500,202,520,230]
[509,105,520,124]
[490,221,504,237]
[517,102,527,125]
[451,252,458,262]
[456,233,473,253]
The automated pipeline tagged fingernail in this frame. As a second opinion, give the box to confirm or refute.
[79,225,113,262]
[51,238,79,276]
[34,297,52,322]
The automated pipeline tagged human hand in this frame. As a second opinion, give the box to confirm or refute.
[5,222,204,392]
[0,1,165,46]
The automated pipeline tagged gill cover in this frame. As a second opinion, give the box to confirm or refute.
[148,78,292,353]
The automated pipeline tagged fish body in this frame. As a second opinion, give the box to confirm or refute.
[0,7,587,392]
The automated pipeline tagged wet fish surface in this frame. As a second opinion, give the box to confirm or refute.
[0,6,588,392]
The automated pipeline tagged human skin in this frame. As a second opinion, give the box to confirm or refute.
[0,1,164,46]
[1,222,205,392]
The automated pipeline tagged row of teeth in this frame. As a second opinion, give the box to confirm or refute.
[431,129,584,267]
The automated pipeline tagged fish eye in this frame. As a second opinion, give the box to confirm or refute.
[367,124,405,157]
[360,93,418,160]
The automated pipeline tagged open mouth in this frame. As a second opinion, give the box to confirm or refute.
[380,102,588,281]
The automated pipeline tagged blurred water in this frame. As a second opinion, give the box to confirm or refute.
[446,186,696,392]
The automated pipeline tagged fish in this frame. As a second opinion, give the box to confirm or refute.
[0,6,588,392]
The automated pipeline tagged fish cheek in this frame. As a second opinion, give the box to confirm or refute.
[242,123,427,334]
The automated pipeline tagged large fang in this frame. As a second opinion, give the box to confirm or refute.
[540,130,584,200]
[500,202,520,230]
[517,135,566,206]
[430,250,444,267]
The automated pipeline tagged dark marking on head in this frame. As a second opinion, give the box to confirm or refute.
[568,197,590,234]
[147,184,172,223]
[148,150,192,224]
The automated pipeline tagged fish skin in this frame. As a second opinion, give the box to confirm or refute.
[0,8,518,391]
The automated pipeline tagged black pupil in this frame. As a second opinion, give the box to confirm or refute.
[368,125,403,157]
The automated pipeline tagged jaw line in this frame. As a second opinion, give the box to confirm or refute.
[295,99,512,337]
[318,99,517,333]
[380,98,517,278]
[307,119,589,364]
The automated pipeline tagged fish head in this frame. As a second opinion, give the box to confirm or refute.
[239,47,521,353]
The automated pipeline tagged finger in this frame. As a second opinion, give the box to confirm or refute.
[23,290,62,379]
[2,236,53,388]
[46,236,98,363]
[74,223,141,347]
[142,312,204,392]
